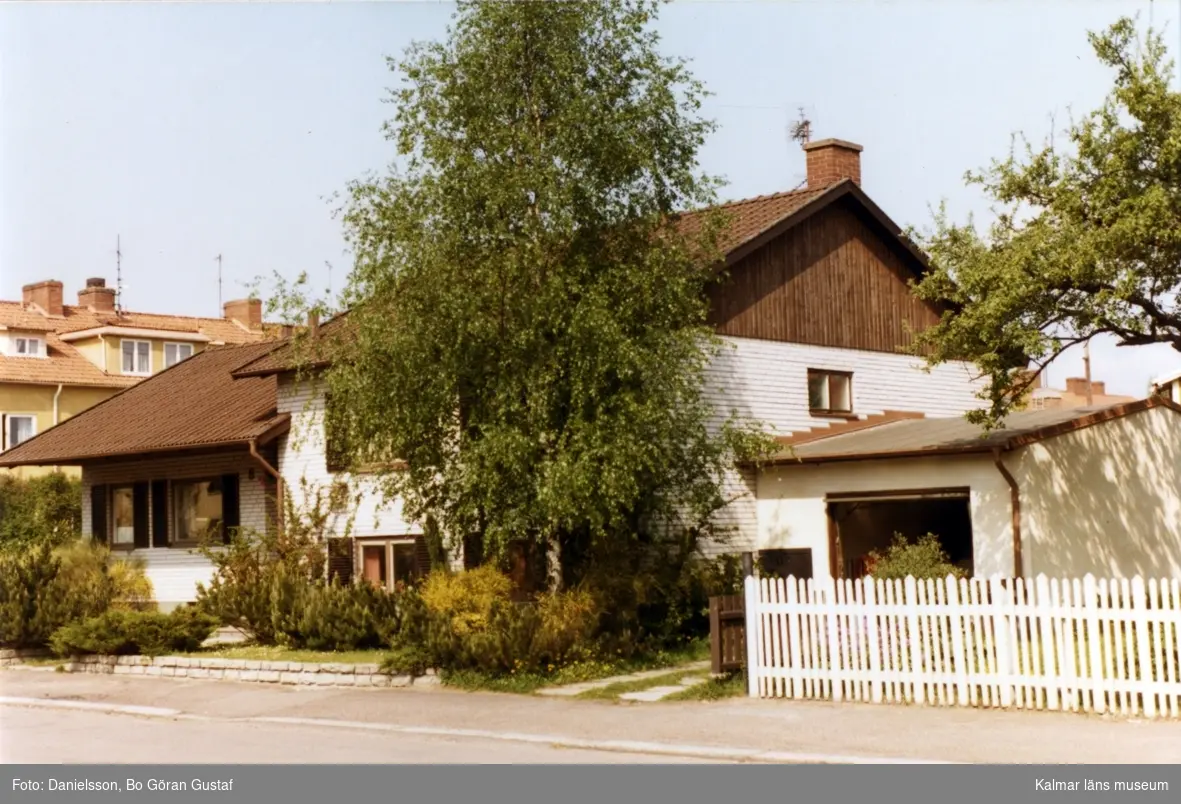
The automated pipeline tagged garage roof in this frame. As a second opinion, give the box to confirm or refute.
[763,397,1180,466]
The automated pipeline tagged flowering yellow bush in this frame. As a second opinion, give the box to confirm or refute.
[419,565,514,635]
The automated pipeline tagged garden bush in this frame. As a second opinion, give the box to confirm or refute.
[269,565,402,652]
[195,526,325,643]
[50,607,218,657]
[0,541,139,649]
[386,571,603,677]
[0,473,82,552]
[866,533,968,581]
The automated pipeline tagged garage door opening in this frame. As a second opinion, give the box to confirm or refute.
[826,491,973,579]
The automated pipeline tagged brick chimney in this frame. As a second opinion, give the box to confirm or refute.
[22,280,64,316]
[224,298,263,331]
[1065,377,1091,396]
[77,277,116,313]
[802,138,863,188]
[1091,381,1106,397]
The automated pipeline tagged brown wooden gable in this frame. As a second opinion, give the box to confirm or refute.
[706,197,942,354]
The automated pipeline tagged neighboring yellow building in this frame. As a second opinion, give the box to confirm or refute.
[1,277,273,476]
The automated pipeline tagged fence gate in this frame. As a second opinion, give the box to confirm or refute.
[708,595,746,674]
[743,572,1181,718]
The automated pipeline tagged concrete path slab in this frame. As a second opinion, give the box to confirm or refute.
[619,686,688,702]
[537,661,709,697]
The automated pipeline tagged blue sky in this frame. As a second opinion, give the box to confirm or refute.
[3,1,1181,396]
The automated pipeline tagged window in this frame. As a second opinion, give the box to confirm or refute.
[13,337,44,358]
[4,415,36,450]
[121,340,151,375]
[172,479,224,544]
[163,342,193,368]
[112,486,135,546]
[807,369,853,415]
[359,538,424,590]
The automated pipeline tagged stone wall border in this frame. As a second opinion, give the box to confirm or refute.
[2,651,436,688]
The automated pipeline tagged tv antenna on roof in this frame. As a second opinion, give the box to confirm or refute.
[215,253,223,313]
[789,107,813,145]
[115,235,124,314]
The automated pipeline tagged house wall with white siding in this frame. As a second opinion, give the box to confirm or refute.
[81,452,273,609]
[702,336,985,553]
[276,377,420,540]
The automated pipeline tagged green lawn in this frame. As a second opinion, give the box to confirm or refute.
[575,668,708,701]
[181,645,390,665]
[663,671,747,701]
[440,638,711,694]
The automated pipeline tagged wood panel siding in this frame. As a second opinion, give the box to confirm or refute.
[707,201,941,354]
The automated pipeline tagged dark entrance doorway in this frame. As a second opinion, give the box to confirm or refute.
[826,490,973,579]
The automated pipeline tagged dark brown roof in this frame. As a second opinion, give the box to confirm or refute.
[763,397,1180,466]
[232,313,354,378]
[676,179,932,276]
[0,341,288,466]
[676,184,832,256]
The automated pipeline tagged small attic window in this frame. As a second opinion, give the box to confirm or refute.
[13,336,45,358]
[808,369,853,415]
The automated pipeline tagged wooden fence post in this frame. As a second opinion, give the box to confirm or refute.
[709,597,722,676]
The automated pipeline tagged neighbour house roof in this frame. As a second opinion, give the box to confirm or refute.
[762,397,1181,466]
[0,300,275,389]
[0,341,288,467]
[1153,367,1181,388]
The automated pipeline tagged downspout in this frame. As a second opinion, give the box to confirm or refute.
[992,448,1023,578]
[52,384,63,426]
[98,334,108,373]
[249,439,284,535]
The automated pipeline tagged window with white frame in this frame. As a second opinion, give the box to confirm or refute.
[12,336,45,358]
[163,342,194,368]
[359,538,423,591]
[3,415,36,450]
[807,369,853,415]
[121,340,151,375]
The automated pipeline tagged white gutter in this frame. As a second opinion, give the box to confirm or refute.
[60,326,212,344]
[98,334,108,373]
[52,384,63,426]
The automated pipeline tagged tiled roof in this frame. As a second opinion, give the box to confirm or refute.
[0,301,274,389]
[0,341,287,466]
[0,333,139,389]
[765,398,1176,465]
[675,183,835,256]
[232,313,354,378]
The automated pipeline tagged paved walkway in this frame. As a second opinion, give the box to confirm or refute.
[4,670,1181,763]
[537,661,709,698]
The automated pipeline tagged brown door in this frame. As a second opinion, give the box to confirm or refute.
[362,544,387,588]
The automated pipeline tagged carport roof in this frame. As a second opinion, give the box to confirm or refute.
[761,397,1180,466]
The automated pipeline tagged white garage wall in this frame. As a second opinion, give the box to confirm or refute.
[1012,405,1181,579]
[757,455,1014,578]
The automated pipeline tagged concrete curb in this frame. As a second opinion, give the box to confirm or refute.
[0,696,953,764]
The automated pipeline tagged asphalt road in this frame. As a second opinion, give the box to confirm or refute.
[1,707,706,764]
[5,670,1181,764]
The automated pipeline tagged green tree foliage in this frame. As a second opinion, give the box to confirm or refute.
[0,543,120,649]
[50,608,218,658]
[0,474,82,552]
[314,0,771,573]
[911,17,1181,425]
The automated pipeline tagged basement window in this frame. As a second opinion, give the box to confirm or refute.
[808,369,853,415]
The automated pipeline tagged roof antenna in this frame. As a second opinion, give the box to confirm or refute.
[115,235,124,314]
[789,107,812,145]
[214,253,223,314]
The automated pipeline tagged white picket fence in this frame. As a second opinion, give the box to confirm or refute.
[743,573,1181,718]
